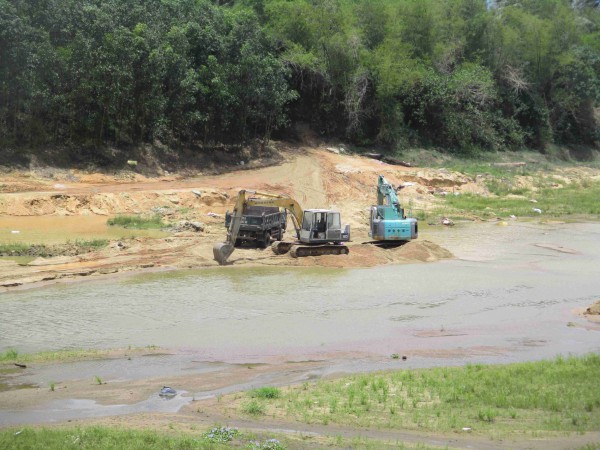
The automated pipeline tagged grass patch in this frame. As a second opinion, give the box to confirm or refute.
[0,243,30,254]
[71,239,109,249]
[415,154,600,220]
[444,161,532,180]
[233,355,600,435]
[0,240,108,257]
[484,178,529,196]
[0,425,426,450]
[250,386,281,399]
[0,349,19,361]
[444,180,600,219]
[107,214,166,229]
[0,349,106,363]
[0,346,161,364]
[0,427,232,450]
[242,399,266,416]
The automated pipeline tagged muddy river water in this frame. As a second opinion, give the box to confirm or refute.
[1,221,599,425]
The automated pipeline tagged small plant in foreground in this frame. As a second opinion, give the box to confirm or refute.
[107,214,165,229]
[477,408,497,423]
[203,426,238,443]
[247,438,286,450]
[0,349,18,360]
[0,243,30,255]
[94,376,103,385]
[250,386,281,399]
[242,400,265,416]
[74,239,109,249]
[49,382,55,392]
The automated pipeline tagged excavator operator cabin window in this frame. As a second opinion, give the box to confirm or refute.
[316,212,327,232]
[302,211,313,231]
[327,212,340,229]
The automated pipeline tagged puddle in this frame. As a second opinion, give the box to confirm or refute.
[0,215,167,245]
[0,392,191,426]
[0,367,37,392]
[0,382,36,392]
[0,256,35,265]
[10,356,229,387]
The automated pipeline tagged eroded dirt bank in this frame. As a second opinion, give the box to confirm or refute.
[0,146,458,290]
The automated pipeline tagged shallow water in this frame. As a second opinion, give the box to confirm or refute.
[1,221,599,425]
[0,215,167,245]
[1,221,599,362]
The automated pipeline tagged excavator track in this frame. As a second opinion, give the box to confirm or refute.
[289,244,349,258]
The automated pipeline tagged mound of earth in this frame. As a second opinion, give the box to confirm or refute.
[585,300,600,315]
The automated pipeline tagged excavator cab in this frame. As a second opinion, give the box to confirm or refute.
[299,209,350,244]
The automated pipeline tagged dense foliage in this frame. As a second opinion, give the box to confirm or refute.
[0,0,598,156]
[0,0,295,151]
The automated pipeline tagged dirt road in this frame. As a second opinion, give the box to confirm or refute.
[0,146,463,290]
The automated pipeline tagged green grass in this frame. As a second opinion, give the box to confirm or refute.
[241,387,282,417]
[0,427,232,450]
[409,153,600,220]
[0,349,19,361]
[0,243,31,254]
[443,180,600,219]
[70,239,109,249]
[0,348,106,363]
[237,355,600,435]
[107,214,166,229]
[0,240,108,256]
[0,425,441,450]
[250,386,281,399]
[242,399,266,416]
[0,346,161,364]
[445,161,532,179]
[5,357,598,445]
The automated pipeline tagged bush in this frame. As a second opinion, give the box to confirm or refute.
[250,387,281,399]
[242,400,265,416]
[107,215,165,229]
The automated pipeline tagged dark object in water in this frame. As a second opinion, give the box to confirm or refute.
[159,386,176,397]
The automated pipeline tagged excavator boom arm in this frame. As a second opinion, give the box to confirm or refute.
[377,175,399,207]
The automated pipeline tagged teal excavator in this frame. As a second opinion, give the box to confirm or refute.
[369,175,418,242]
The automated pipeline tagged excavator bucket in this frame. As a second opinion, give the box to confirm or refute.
[213,242,234,265]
